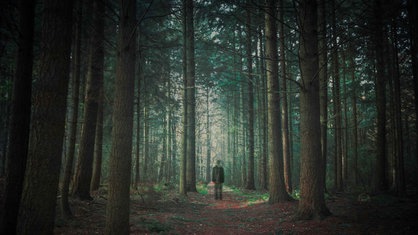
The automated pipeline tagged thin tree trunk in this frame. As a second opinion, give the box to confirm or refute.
[179,0,188,195]
[349,44,359,186]
[0,0,34,232]
[143,102,149,183]
[279,0,292,194]
[90,86,103,191]
[135,50,143,187]
[61,0,82,218]
[373,0,388,192]
[317,0,328,193]
[390,21,405,194]
[407,0,418,185]
[259,26,268,190]
[16,0,73,233]
[206,87,211,183]
[331,0,343,192]
[73,0,104,200]
[185,0,197,192]
[244,0,255,190]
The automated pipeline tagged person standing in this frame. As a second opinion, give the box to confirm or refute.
[212,160,224,200]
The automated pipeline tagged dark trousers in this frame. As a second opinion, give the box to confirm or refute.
[214,183,223,200]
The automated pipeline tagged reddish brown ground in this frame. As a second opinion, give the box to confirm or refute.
[51,182,418,234]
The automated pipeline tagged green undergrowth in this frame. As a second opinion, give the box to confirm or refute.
[197,182,209,195]
[228,186,269,205]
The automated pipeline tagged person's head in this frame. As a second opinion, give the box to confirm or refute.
[216,160,221,166]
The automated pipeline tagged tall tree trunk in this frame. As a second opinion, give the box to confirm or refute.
[373,0,388,192]
[390,20,405,194]
[0,0,34,233]
[61,0,82,218]
[206,87,211,183]
[245,0,255,190]
[90,86,103,191]
[279,0,292,194]
[295,0,331,220]
[73,0,104,200]
[185,0,197,192]
[317,0,328,193]
[258,26,268,190]
[179,0,188,195]
[407,0,418,184]
[331,0,343,192]
[143,101,149,183]
[16,0,73,233]
[349,44,359,186]
[166,69,172,183]
[104,0,136,233]
[90,0,105,192]
[134,50,143,187]
[265,0,289,203]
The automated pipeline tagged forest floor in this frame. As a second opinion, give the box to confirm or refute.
[51,182,418,234]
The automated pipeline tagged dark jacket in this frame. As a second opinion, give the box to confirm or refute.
[212,165,224,184]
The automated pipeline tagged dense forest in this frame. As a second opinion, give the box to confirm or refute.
[0,0,417,234]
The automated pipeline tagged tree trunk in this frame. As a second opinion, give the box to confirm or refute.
[245,0,255,190]
[279,0,292,194]
[373,0,388,192]
[185,0,197,192]
[134,50,143,187]
[390,21,405,194]
[258,26,268,190]
[331,0,343,192]
[265,0,289,203]
[61,0,82,218]
[317,0,328,193]
[90,85,103,191]
[179,0,188,195]
[206,87,211,183]
[0,0,34,233]
[72,0,104,200]
[295,0,331,220]
[143,101,150,183]
[349,45,359,186]
[407,0,418,184]
[16,0,73,233]
[104,0,136,233]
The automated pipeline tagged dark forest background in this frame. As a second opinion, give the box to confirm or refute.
[0,0,417,233]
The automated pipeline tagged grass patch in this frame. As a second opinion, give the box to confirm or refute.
[138,218,171,233]
[196,182,208,195]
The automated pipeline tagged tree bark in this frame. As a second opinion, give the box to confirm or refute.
[185,0,197,192]
[265,0,289,203]
[279,0,292,194]
[373,0,388,192]
[179,0,188,195]
[90,85,103,191]
[61,0,83,218]
[390,20,405,194]
[258,26,268,190]
[0,0,34,233]
[104,0,136,233]
[16,0,73,233]
[407,0,418,184]
[317,0,328,192]
[245,0,255,190]
[331,0,343,192]
[295,0,331,220]
[72,0,104,200]
[206,87,212,183]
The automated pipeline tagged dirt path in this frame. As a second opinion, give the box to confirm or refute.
[53,184,418,234]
